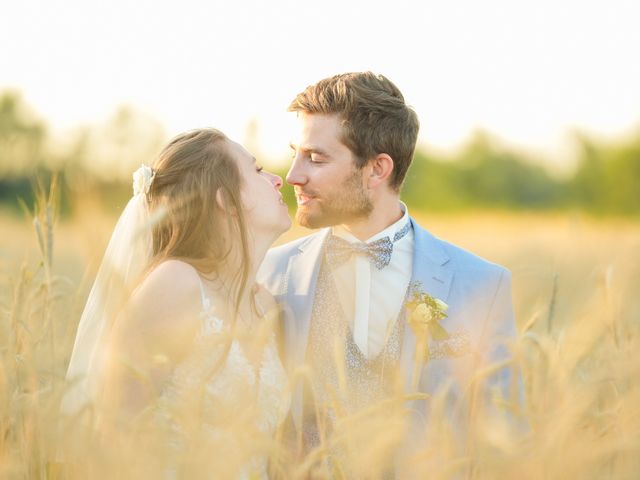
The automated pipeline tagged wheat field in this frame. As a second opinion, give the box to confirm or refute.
[1,201,639,479]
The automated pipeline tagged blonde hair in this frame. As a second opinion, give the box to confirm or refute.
[147,128,251,317]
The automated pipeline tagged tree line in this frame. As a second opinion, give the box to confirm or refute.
[1,91,638,217]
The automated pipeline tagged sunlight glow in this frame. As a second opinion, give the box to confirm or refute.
[1,0,638,166]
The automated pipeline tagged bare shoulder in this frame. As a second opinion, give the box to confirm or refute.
[141,258,203,293]
[129,259,203,319]
[115,259,203,361]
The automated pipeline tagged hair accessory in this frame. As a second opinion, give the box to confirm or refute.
[132,164,156,196]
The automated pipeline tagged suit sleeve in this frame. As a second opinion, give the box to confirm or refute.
[480,268,522,406]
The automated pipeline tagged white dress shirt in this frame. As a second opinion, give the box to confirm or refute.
[331,203,414,358]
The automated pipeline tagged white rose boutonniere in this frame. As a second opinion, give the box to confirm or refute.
[406,282,450,388]
[132,164,156,196]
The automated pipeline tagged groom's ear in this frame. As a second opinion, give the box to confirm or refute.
[366,153,394,189]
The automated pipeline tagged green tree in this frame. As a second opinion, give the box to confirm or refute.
[0,91,47,177]
[570,132,640,215]
[402,132,563,212]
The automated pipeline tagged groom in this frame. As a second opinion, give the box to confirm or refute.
[258,72,518,457]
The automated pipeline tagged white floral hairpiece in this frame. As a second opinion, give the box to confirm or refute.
[132,164,156,196]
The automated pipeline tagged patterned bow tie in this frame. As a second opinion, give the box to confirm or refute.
[325,221,411,270]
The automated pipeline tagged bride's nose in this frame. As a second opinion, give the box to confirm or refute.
[271,173,283,190]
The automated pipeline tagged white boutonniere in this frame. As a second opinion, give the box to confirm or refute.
[406,282,449,388]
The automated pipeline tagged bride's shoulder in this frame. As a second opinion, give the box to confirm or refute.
[117,259,203,356]
[133,259,202,308]
[149,258,201,280]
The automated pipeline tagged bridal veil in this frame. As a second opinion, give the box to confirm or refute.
[61,166,157,416]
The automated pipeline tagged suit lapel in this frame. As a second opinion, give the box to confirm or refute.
[282,228,330,367]
[279,229,329,430]
[281,220,453,423]
[400,218,454,390]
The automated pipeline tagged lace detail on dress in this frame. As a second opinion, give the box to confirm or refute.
[155,279,290,479]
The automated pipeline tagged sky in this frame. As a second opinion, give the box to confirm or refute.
[1,0,639,169]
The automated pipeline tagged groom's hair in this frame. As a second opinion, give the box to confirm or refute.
[288,72,419,192]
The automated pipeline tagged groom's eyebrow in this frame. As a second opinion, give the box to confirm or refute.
[289,142,329,157]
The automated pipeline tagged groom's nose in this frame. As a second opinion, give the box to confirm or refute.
[286,157,306,186]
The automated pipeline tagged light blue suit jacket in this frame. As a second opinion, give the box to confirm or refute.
[257,217,518,431]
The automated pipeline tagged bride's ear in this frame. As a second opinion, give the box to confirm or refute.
[215,188,238,216]
[215,188,227,212]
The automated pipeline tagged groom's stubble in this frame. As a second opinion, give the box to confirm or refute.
[296,167,373,229]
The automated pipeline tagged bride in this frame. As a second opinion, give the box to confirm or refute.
[61,128,292,478]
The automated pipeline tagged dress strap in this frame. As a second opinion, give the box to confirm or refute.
[196,275,211,312]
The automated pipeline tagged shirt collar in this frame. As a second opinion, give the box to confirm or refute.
[332,202,410,244]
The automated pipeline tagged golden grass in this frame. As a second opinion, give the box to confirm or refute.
[1,202,639,478]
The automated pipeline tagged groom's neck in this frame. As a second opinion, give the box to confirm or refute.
[338,196,403,242]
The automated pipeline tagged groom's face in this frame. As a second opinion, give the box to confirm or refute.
[287,113,372,229]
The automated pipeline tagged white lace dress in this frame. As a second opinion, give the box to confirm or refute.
[155,281,290,479]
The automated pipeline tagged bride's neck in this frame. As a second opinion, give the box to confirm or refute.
[206,229,272,312]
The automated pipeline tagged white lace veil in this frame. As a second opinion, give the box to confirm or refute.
[61,166,157,416]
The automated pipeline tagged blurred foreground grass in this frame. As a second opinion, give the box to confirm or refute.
[1,203,639,478]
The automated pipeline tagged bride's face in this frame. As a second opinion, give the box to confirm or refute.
[226,139,291,237]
